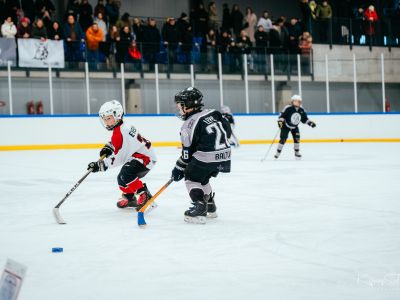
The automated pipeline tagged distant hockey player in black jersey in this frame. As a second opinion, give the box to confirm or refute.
[274,94,316,159]
[221,105,240,147]
[171,87,232,224]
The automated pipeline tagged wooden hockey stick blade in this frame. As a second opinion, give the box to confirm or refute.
[53,207,66,224]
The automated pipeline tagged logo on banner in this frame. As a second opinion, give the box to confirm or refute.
[33,42,49,61]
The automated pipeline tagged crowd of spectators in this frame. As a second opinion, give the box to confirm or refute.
[0,0,399,73]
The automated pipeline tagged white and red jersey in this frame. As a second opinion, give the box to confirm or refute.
[104,122,156,170]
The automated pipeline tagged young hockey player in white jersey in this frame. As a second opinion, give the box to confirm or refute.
[87,100,157,211]
[171,87,232,224]
[221,105,240,147]
[274,94,316,159]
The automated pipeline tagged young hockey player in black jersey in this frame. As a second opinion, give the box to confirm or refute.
[221,105,240,147]
[171,87,232,224]
[274,94,316,159]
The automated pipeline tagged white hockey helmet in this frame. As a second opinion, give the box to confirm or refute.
[291,94,302,104]
[99,100,124,130]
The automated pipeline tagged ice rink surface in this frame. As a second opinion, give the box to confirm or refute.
[1,143,400,300]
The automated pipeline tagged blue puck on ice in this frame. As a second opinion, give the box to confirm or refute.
[52,247,63,253]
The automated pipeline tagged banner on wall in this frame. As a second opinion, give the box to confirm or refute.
[0,38,17,67]
[18,38,65,68]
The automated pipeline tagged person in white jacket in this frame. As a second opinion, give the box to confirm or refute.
[1,17,17,38]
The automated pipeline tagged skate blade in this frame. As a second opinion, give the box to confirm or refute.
[184,216,206,224]
[207,212,218,218]
[295,156,302,160]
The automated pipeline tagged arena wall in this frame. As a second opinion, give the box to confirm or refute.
[0,113,399,151]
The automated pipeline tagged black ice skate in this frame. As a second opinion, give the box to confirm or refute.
[206,193,217,218]
[295,150,302,160]
[184,200,207,224]
[274,150,281,159]
[117,193,137,208]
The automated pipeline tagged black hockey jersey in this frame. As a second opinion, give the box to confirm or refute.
[180,109,232,172]
[222,113,235,125]
[278,105,311,129]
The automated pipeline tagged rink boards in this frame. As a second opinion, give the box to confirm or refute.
[0,113,399,151]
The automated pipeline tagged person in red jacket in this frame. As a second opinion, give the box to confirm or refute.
[364,5,378,45]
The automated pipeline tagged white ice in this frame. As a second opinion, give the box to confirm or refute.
[1,143,400,300]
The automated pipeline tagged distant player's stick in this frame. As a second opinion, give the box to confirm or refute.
[137,178,174,228]
[53,155,106,224]
[260,129,280,162]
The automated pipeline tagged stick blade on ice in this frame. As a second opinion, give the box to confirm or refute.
[53,207,66,224]
[137,211,146,228]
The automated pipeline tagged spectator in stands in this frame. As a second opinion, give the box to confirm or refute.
[190,3,208,38]
[95,12,107,41]
[257,11,273,33]
[94,0,106,22]
[65,0,80,19]
[34,0,55,20]
[142,18,160,69]
[254,24,268,72]
[132,17,144,44]
[162,17,180,68]
[116,12,131,30]
[228,37,241,72]
[127,40,141,66]
[47,21,63,40]
[1,16,17,38]
[64,14,84,62]
[218,29,232,65]
[17,17,32,39]
[299,31,312,73]
[177,12,190,39]
[21,0,35,24]
[180,21,193,64]
[32,18,47,40]
[208,2,218,32]
[364,5,378,46]
[116,25,133,63]
[106,24,119,63]
[236,30,253,71]
[269,18,289,72]
[352,6,365,45]
[79,0,93,32]
[244,7,257,43]
[205,28,217,70]
[231,4,243,38]
[221,3,232,32]
[299,0,312,33]
[105,0,119,26]
[86,22,104,66]
[288,18,302,54]
[316,0,332,43]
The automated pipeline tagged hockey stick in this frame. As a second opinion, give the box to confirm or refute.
[138,178,174,228]
[260,129,280,162]
[53,155,106,224]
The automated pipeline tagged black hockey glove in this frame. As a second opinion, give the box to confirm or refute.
[171,158,188,182]
[277,120,284,129]
[88,161,107,172]
[308,121,316,128]
[172,167,185,182]
[100,142,114,158]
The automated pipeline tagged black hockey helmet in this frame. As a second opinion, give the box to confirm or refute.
[174,87,204,119]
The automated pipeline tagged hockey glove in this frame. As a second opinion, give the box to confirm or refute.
[88,161,107,172]
[171,158,188,182]
[277,120,284,129]
[308,121,316,128]
[100,142,114,158]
